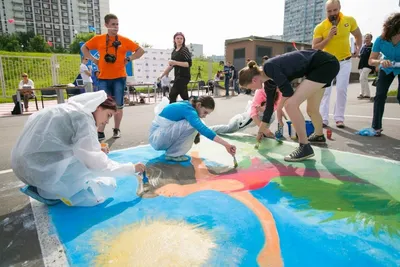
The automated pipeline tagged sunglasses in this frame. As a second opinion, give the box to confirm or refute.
[22,75,27,77]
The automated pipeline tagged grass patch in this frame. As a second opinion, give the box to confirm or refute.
[0,51,222,97]
[387,90,398,97]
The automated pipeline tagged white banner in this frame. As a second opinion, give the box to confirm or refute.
[133,48,174,84]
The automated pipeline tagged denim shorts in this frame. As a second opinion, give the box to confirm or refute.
[98,77,126,109]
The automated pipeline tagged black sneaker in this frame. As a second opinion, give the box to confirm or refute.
[194,133,200,144]
[284,143,314,162]
[308,133,326,143]
[98,132,105,141]
[113,128,121,138]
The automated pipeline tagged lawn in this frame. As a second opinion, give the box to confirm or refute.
[0,51,222,103]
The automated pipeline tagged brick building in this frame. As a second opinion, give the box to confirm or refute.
[224,35,311,70]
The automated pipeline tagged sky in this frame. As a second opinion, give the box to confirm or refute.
[110,0,399,56]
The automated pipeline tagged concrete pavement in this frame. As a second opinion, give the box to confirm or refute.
[0,82,399,267]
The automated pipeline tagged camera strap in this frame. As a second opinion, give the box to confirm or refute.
[106,34,119,59]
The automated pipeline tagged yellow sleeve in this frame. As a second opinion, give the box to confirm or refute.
[349,16,358,32]
[313,24,323,39]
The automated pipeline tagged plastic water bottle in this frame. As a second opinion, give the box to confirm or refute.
[392,61,400,68]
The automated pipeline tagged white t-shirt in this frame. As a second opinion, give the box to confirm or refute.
[80,63,93,83]
[18,79,34,89]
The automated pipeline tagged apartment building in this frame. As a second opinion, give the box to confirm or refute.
[283,0,325,44]
[0,0,110,49]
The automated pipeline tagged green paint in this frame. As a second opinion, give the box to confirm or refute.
[272,177,400,238]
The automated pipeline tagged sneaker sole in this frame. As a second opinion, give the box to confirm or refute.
[98,137,105,141]
[308,140,326,144]
[284,153,315,162]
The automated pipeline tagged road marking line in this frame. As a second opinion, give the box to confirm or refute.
[30,199,68,267]
[330,114,400,121]
[0,169,13,175]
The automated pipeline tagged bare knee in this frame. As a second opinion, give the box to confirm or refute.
[284,98,299,111]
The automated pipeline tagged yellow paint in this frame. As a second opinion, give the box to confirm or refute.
[60,198,72,206]
[93,219,216,267]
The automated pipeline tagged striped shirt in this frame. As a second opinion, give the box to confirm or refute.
[171,46,192,79]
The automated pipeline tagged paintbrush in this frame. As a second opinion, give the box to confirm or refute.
[254,141,261,149]
[233,156,238,168]
[136,171,151,197]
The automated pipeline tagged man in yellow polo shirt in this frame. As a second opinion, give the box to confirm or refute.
[312,0,362,128]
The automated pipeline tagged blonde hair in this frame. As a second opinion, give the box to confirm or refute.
[238,60,262,87]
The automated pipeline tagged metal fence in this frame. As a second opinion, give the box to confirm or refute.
[0,54,81,97]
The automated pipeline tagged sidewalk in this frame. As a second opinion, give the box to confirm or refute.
[0,100,58,118]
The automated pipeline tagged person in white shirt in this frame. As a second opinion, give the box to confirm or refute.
[13,73,35,112]
[161,75,171,96]
[79,58,93,92]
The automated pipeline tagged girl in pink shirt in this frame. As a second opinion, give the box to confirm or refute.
[209,87,284,135]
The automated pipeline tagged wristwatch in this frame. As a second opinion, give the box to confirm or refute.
[126,57,131,62]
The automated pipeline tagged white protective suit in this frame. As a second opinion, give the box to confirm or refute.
[11,91,137,207]
[148,97,198,157]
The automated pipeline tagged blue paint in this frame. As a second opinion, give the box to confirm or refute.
[252,183,400,267]
[47,145,400,266]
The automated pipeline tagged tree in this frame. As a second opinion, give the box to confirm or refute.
[16,31,35,51]
[141,42,153,48]
[69,32,95,54]
[0,32,51,53]
[0,33,23,52]
[27,35,51,53]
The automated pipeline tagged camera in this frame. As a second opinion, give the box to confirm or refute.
[104,54,116,63]
[112,40,121,48]
[104,35,121,63]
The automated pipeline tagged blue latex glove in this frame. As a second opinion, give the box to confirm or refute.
[355,127,376,136]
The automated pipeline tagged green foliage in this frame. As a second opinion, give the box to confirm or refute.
[387,90,398,97]
[0,32,53,53]
[273,177,400,238]
[69,32,96,54]
[27,35,52,53]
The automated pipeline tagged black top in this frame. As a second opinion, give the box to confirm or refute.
[262,80,278,124]
[261,49,319,124]
[358,43,374,71]
[171,46,192,79]
[230,65,237,79]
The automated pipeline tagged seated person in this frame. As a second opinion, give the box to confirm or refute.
[149,96,236,162]
[210,87,285,136]
[11,91,146,207]
[12,73,35,112]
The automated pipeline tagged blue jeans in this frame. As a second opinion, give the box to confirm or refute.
[224,77,230,96]
[233,78,239,94]
[98,77,126,108]
[372,71,400,130]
